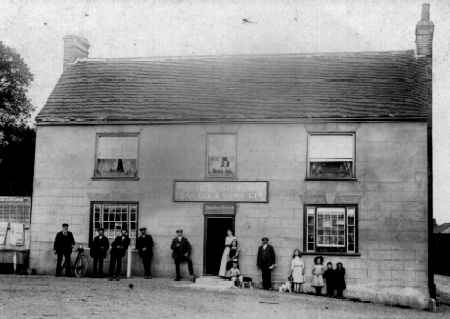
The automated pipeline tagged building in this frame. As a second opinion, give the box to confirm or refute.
[30,5,433,309]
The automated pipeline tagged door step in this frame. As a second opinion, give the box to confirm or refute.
[193,276,235,290]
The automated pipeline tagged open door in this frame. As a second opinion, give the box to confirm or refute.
[203,204,235,275]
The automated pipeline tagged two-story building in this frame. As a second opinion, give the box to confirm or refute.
[30,4,434,309]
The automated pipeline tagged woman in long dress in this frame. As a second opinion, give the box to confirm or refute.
[218,229,236,278]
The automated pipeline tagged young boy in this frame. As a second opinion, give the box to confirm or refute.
[323,261,335,297]
[229,262,243,287]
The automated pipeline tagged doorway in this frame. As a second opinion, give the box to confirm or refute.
[203,205,235,275]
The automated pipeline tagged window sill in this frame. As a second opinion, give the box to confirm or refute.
[305,178,358,182]
[91,176,140,181]
[302,252,361,257]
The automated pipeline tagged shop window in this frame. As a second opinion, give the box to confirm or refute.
[305,205,357,254]
[307,133,355,179]
[206,133,237,178]
[90,202,138,245]
[94,134,139,178]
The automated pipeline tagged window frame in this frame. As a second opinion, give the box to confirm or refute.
[92,132,140,180]
[205,132,238,179]
[89,201,139,247]
[306,132,356,181]
[303,204,359,256]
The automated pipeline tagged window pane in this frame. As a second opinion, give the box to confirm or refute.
[306,207,316,252]
[316,207,346,248]
[95,136,138,178]
[91,202,138,245]
[97,136,138,159]
[309,161,353,178]
[309,134,354,159]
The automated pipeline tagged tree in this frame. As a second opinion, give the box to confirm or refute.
[0,41,34,140]
[0,41,35,195]
[0,125,35,195]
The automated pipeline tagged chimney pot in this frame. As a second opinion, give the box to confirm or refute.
[415,3,434,57]
[63,35,90,71]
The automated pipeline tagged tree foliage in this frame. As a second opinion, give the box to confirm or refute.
[0,41,35,195]
[0,41,34,143]
[0,124,35,196]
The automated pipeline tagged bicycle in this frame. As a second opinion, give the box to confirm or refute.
[72,245,88,278]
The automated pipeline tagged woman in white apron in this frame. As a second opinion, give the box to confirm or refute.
[218,229,236,278]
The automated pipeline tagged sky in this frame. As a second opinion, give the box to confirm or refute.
[0,0,449,222]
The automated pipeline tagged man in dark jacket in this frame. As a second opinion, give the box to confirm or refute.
[257,237,276,290]
[108,228,130,281]
[89,228,109,277]
[136,227,154,279]
[53,223,75,277]
[170,229,196,282]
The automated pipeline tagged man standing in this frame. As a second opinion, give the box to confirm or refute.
[108,228,130,281]
[89,228,109,277]
[170,229,196,282]
[257,237,276,290]
[136,227,154,279]
[53,223,75,277]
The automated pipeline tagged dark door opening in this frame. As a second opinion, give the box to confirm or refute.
[204,215,235,275]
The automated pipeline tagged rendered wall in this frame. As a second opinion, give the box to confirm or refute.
[30,122,429,308]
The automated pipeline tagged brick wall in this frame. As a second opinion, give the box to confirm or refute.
[30,122,429,308]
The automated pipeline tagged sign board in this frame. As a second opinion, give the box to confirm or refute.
[173,181,269,203]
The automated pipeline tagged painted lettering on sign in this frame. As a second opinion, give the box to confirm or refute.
[173,181,269,203]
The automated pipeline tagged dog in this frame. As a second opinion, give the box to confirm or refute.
[279,281,292,293]
[242,276,253,288]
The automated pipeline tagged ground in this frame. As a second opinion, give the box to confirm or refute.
[0,275,449,319]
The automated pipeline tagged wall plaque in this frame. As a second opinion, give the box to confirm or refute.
[173,181,269,203]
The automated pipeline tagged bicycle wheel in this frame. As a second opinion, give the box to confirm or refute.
[74,254,88,278]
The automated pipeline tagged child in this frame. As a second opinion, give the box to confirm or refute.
[335,262,346,298]
[229,262,243,287]
[289,249,305,293]
[311,256,325,295]
[323,261,335,297]
[226,239,240,275]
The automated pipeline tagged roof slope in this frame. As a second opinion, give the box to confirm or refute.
[36,50,429,124]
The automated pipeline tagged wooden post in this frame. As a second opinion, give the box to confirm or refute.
[126,248,132,278]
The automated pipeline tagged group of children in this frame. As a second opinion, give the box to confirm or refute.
[287,249,346,298]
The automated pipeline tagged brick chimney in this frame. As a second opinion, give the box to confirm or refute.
[415,3,434,57]
[63,35,90,71]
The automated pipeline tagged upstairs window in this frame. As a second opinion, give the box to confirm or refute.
[307,133,355,179]
[305,205,357,254]
[94,134,139,178]
[206,133,237,178]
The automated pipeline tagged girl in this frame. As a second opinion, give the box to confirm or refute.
[311,256,325,295]
[323,262,335,297]
[335,262,346,298]
[218,229,236,278]
[226,239,240,274]
[289,249,305,293]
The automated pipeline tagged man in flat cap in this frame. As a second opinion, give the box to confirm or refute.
[108,228,130,281]
[53,223,75,277]
[170,229,196,282]
[257,237,276,290]
[89,228,109,277]
[136,227,154,279]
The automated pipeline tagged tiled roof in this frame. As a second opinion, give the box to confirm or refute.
[36,50,429,124]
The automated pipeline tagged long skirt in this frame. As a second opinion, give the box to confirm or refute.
[218,246,230,277]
